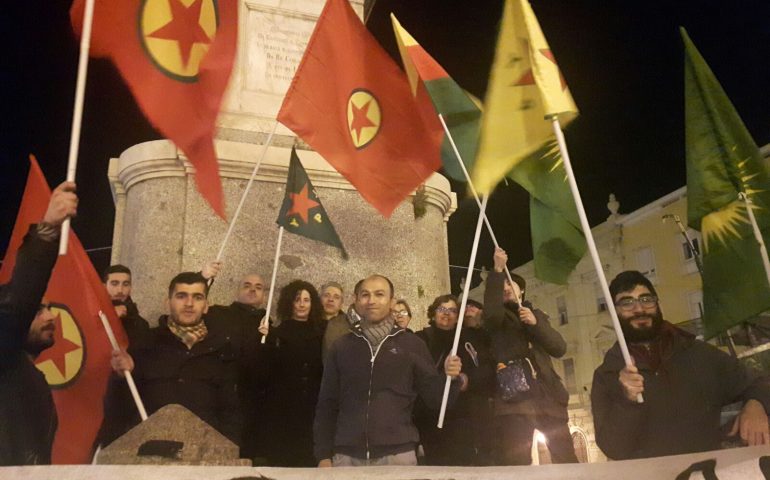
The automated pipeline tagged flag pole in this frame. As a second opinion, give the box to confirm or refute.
[260,226,285,344]
[59,0,97,256]
[438,114,518,290]
[551,116,642,403]
[438,195,489,428]
[98,311,148,420]
[739,192,770,287]
[216,122,279,261]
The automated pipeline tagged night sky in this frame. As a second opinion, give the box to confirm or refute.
[2,0,770,290]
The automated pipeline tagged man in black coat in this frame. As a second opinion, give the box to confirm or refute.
[103,264,150,347]
[592,270,770,459]
[0,181,78,465]
[200,264,269,461]
[484,248,577,465]
[108,272,241,445]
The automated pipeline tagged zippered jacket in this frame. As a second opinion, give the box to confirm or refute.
[314,325,460,461]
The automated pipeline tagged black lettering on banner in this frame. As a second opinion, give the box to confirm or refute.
[759,456,770,479]
[675,459,719,480]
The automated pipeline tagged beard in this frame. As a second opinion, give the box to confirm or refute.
[24,328,55,357]
[620,308,664,343]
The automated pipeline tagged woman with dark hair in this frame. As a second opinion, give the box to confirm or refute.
[261,280,324,467]
[415,294,495,466]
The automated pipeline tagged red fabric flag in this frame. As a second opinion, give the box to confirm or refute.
[0,156,128,464]
[277,0,443,217]
[70,0,238,218]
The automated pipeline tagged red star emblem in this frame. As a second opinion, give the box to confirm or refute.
[349,99,376,143]
[35,312,80,379]
[147,0,212,68]
[514,49,567,90]
[287,184,320,224]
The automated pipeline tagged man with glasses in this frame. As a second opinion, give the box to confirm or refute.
[591,270,770,459]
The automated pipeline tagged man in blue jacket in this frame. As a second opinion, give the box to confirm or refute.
[314,274,463,467]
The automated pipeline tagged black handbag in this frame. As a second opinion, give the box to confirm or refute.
[496,357,538,403]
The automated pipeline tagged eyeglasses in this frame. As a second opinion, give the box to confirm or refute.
[394,310,410,318]
[614,295,658,312]
[436,306,459,314]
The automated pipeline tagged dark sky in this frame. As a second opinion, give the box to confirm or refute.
[3,0,770,289]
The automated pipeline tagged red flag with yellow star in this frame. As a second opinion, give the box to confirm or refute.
[277,148,347,257]
[70,0,238,218]
[0,156,128,464]
[277,0,443,217]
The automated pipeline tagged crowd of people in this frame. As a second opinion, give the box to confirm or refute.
[1,184,769,467]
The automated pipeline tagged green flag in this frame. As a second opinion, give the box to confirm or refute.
[682,27,770,338]
[391,14,481,182]
[278,148,347,258]
[509,140,585,284]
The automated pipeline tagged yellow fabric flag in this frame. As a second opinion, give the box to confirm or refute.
[472,0,578,194]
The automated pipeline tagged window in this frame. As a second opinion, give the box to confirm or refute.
[688,291,704,320]
[571,430,589,463]
[562,358,577,394]
[682,237,701,261]
[557,295,568,325]
[636,246,657,280]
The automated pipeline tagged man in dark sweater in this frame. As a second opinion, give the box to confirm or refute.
[592,270,770,459]
[0,181,78,465]
[314,274,463,467]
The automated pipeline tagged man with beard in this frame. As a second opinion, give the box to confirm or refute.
[591,270,770,459]
[0,181,78,465]
[103,265,149,346]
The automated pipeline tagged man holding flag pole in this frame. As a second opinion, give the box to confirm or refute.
[0,180,77,465]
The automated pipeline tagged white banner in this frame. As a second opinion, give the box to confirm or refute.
[2,445,768,480]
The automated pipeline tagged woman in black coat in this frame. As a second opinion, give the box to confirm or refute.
[415,294,496,466]
[261,280,324,467]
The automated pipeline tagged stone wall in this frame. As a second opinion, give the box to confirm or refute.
[109,140,456,327]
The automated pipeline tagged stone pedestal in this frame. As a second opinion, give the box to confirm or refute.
[96,404,249,466]
[109,140,456,328]
[107,0,457,327]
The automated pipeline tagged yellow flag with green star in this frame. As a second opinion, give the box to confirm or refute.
[683,27,770,338]
[472,0,578,194]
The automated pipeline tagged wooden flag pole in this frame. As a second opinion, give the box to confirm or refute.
[260,226,285,344]
[437,195,489,428]
[216,122,279,261]
[739,192,770,288]
[60,0,97,255]
[551,116,642,403]
[438,114,518,290]
[98,311,148,421]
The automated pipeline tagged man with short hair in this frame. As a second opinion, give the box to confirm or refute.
[202,269,269,461]
[484,248,576,465]
[314,274,464,467]
[591,270,770,460]
[320,281,349,359]
[106,272,241,444]
[103,264,149,346]
[0,181,78,465]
